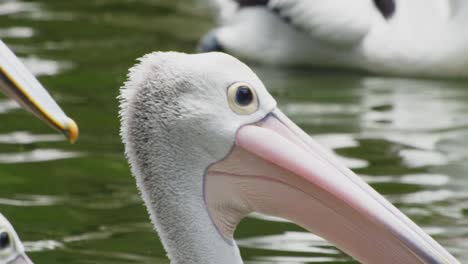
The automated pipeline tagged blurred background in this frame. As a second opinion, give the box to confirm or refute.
[0,0,467,263]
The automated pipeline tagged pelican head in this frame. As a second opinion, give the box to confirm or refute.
[0,40,78,142]
[119,52,459,264]
[0,214,33,264]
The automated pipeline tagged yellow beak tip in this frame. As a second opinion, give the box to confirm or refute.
[66,117,79,144]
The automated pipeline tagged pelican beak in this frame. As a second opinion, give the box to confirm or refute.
[207,108,459,264]
[9,253,33,264]
[0,41,78,143]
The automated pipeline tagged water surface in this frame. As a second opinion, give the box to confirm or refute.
[0,0,467,263]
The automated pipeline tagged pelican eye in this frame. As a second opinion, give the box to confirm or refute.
[0,232,10,250]
[227,82,258,115]
[236,86,253,106]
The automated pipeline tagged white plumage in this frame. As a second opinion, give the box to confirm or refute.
[119,51,459,264]
[200,0,468,78]
[0,214,32,264]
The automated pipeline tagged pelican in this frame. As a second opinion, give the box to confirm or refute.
[199,0,468,78]
[119,52,459,263]
[0,40,79,264]
[0,40,78,142]
[0,214,32,264]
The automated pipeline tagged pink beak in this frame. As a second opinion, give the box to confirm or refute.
[206,108,459,264]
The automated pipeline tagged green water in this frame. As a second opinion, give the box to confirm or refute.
[0,0,467,263]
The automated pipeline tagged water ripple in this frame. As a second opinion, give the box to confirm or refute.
[362,131,442,151]
[0,194,61,207]
[0,27,34,38]
[0,0,38,16]
[363,173,450,186]
[0,99,19,113]
[400,174,450,186]
[314,134,359,150]
[63,231,113,243]
[23,240,63,252]
[399,149,448,168]
[284,103,362,116]
[237,232,339,255]
[0,132,64,144]
[21,56,73,76]
[314,134,368,169]
[337,156,369,169]
[397,190,456,204]
[0,149,82,164]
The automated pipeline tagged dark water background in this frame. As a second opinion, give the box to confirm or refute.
[0,0,467,263]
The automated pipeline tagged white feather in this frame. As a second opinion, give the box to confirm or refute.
[120,52,276,264]
[268,0,375,46]
[0,213,28,263]
[201,0,468,78]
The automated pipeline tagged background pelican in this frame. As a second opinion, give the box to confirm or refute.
[0,40,79,264]
[199,0,468,78]
[119,52,459,263]
[0,214,32,264]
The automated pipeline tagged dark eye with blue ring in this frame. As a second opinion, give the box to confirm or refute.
[235,86,254,106]
[0,232,10,249]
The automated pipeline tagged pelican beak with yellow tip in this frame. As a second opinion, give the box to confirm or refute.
[0,40,78,143]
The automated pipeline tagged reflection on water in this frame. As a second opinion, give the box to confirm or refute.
[0,0,466,263]
[0,26,33,38]
[0,132,63,144]
[0,99,19,113]
[0,0,38,16]
[256,70,468,262]
[0,149,82,164]
[238,232,341,255]
[24,240,63,253]
[21,56,73,76]
[0,194,60,207]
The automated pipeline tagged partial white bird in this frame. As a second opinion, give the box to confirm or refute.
[0,40,80,264]
[199,0,468,78]
[119,51,460,264]
[0,214,32,264]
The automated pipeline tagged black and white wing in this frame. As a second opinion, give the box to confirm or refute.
[234,0,374,46]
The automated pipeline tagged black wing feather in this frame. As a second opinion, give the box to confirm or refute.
[235,0,269,7]
[373,0,396,19]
